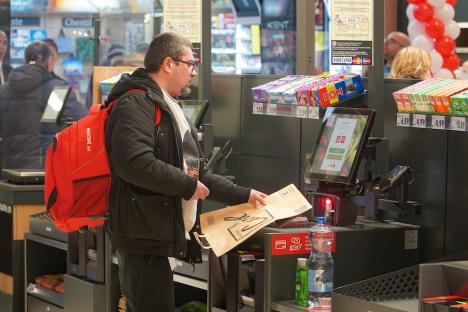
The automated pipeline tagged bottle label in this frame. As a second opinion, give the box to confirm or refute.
[308,269,333,293]
[312,232,334,240]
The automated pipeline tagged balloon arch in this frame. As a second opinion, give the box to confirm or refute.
[406,0,460,78]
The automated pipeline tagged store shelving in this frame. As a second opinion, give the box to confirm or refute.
[396,112,467,132]
[252,103,320,119]
[271,300,311,311]
[25,232,67,311]
[27,283,64,308]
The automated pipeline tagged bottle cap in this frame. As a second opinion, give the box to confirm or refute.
[297,258,308,267]
[316,216,326,223]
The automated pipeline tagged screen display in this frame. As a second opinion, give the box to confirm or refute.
[180,100,209,129]
[232,0,260,17]
[41,86,71,124]
[262,0,290,17]
[305,108,375,185]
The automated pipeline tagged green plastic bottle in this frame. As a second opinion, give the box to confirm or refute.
[295,257,309,307]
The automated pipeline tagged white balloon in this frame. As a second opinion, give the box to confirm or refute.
[413,34,434,52]
[430,50,443,73]
[406,4,416,21]
[444,20,461,39]
[428,0,446,8]
[408,21,426,41]
[434,4,455,22]
[433,68,454,79]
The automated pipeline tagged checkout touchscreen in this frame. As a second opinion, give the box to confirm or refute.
[305,107,375,185]
[40,85,71,124]
[180,100,209,129]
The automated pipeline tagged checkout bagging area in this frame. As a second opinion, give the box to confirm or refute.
[204,85,424,312]
[0,76,466,312]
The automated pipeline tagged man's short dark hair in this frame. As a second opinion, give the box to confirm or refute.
[44,38,58,53]
[24,41,51,67]
[144,32,192,73]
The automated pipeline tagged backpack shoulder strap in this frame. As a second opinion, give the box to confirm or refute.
[107,89,161,126]
[155,105,161,126]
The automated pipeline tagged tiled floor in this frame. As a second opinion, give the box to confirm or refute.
[0,292,12,311]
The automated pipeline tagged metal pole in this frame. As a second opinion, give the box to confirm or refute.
[200,0,211,103]
[367,1,384,131]
[93,18,101,66]
[296,0,316,75]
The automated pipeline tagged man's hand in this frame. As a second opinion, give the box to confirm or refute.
[190,180,210,200]
[248,189,267,206]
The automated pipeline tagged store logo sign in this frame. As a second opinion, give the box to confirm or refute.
[265,20,291,30]
[63,18,93,28]
[86,128,92,152]
[11,17,40,27]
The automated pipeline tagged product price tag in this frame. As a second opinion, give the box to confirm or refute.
[431,115,446,130]
[252,102,264,115]
[396,113,410,127]
[308,107,320,119]
[296,106,308,118]
[266,103,277,116]
[412,114,426,128]
[450,117,466,131]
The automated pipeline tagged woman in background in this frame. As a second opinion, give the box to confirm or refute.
[390,46,432,79]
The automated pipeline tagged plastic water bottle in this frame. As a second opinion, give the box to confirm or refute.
[308,217,334,308]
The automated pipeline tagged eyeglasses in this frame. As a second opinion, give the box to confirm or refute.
[173,59,199,73]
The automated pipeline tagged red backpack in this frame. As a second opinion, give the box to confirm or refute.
[45,89,161,232]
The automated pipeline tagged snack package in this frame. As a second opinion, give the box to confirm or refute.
[310,74,364,108]
[450,90,468,116]
[251,75,302,103]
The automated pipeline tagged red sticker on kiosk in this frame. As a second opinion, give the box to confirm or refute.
[270,233,336,256]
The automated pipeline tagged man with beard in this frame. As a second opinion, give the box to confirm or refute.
[104,32,266,312]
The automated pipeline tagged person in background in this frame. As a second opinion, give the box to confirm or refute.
[390,46,432,79]
[0,30,12,84]
[85,43,128,108]
[384,31,411,77]
[0,41,87,169]
[44,38,83,103]
[121,42,149,67]
[101,43,127,66]
[104,32,267,312]
[455,59,468,80]
[43,38,59,76]
[0,30,11,175]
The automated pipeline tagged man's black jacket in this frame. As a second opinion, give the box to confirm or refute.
[105,68,250,262]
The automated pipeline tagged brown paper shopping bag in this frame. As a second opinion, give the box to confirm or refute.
[194,184,312,257]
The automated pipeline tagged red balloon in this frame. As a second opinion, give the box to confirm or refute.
[407,0,427,3]
[414,3,434,23]
[434,36,456,56]
[443,54,461,72]
[425,18,445,39]
[446,0,457,5]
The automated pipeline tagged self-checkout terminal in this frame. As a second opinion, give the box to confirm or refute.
[210,107,424,311]
[303,107,421,225]
[303,107,376,226]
